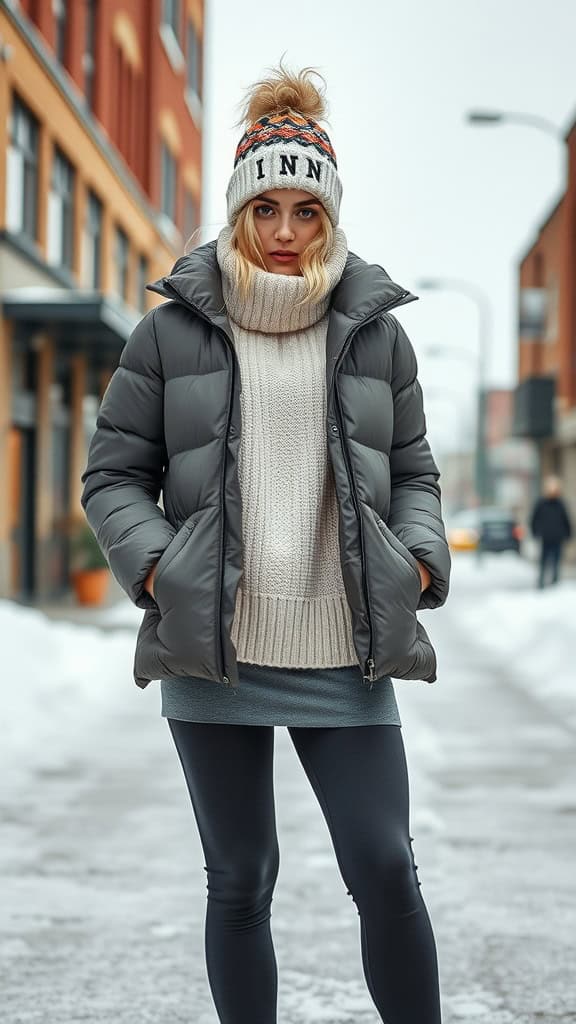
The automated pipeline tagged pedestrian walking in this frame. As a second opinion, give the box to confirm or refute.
[81,62,451,1024]
[530,474,572,588]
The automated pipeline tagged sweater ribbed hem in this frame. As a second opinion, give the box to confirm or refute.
[229,586,359,668]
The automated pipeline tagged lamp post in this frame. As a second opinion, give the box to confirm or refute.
[423,345,478,449]
[465,108,568,501]
[416,277,492,505]
[423,387,474,511]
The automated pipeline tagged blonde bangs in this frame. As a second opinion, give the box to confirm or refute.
[230,201,334,307]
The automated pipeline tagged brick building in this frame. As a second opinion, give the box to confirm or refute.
[514,117,576,514]
[0,0,204,599]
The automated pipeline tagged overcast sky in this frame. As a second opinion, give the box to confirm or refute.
[200,0,576,452]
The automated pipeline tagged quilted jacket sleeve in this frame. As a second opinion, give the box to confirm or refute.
[386,314,451,610]
[80,308,176,610]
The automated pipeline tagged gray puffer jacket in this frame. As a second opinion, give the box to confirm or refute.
[81,240,451,690]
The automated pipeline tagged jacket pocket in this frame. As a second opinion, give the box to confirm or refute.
[132,515,202,687]
[366,506,437,683]
[372,511,422,594]
[152,513,198,606]
[155,503,221,667]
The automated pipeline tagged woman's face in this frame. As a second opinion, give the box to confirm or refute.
[250,188,323,275]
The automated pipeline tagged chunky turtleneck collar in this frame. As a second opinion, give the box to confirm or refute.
[215,224,349,334]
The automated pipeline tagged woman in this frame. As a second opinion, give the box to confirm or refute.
[81,64,451,1024]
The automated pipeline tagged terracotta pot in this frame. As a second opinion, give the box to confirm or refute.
[71,568,110,606]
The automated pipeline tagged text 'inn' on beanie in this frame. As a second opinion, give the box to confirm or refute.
[226,111,343,228]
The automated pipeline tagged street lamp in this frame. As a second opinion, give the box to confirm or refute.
[465,108,568,503]
[466,110,563,142]
[416,277,492,505]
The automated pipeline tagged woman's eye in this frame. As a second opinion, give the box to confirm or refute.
[298,208,316,219]
[255,205,274,216]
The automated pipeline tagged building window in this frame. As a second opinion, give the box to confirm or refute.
[518,286,547,340]
[186,21,202,99]
[545,275,559,344]
[162,0,180,37]
[160,143,177,224]
[137,254,148,311]
[6,94,39,240]
[83,0,97,108]
[54,0,68,64]
[183,189,199,245]
[184,20,202,124]
[160,0,184,71]
[47,146,75,270]
[115,226,130,301]
[82,189,102,289]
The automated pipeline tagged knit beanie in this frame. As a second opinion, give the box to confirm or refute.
[225,67,343,228]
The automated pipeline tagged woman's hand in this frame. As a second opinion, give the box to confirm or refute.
[417,560,432,594]
[144,563,159,600]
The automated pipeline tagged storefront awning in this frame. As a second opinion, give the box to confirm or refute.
[1,287,141,350]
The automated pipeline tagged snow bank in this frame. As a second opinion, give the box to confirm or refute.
[452,553,576,727]
[0,599,147,796]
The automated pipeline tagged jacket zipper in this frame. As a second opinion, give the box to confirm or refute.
[160,279,236,688]
[332,291,410,690]
[218,331,235,687]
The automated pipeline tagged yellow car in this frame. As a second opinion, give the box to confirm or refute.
[446,507,524,554]
[447,524,480,551]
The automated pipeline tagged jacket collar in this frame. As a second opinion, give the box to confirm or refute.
[146,238,418,330]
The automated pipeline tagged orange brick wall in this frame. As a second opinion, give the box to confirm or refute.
[14,0,203,222]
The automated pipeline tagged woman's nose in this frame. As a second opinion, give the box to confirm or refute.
[276,219,295,241]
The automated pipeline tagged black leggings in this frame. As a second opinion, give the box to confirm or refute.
[167,719,441,1024]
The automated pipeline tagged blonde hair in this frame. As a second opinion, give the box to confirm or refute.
[231,199,334,305]
[230,58,335,305]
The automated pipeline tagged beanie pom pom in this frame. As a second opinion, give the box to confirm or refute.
[235,59,328,128]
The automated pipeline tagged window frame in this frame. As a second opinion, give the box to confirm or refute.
[47,144,75,270]
[136,253,148,311]
[114,224,130,302]
[83,0,97,108]
[184,19,203,126]
[82,188,103,289]
[53,0,69,65]
[6,93,40,242]
[160,142,177,226]
[159,0,184,72]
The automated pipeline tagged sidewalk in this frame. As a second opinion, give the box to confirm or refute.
[2,549,575,1021]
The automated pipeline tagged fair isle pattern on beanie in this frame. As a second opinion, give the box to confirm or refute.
[234,113,338,168]
[226,112,343,228]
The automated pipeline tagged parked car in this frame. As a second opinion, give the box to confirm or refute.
[447,507,524,554]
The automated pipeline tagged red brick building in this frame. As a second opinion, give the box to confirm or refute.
[0,0,204,600]
[514,118,576,512]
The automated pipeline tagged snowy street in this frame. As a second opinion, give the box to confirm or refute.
[2,554,575,1023]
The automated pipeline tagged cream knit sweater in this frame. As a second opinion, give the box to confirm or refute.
[216,225,358,668]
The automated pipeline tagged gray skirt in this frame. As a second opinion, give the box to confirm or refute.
[160,661,401,728]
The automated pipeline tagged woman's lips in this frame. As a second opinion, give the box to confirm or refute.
[270,251,298,262]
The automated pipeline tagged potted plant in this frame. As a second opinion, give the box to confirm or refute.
[69,519,110,606]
